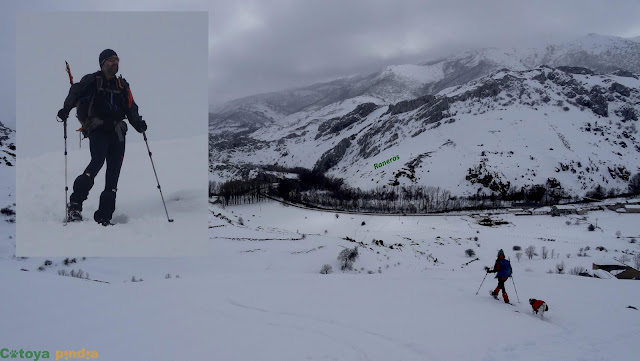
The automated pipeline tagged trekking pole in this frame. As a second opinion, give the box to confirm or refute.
[475,272,488,295]
[58,61,74,225]
[142,131,174,222]
[510,275,520,303]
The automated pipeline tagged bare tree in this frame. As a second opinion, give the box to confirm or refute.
[516,252,522,261]
[542,246,548,259]
[525,245,536,260]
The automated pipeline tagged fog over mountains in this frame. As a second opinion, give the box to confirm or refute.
[210,34,640,198]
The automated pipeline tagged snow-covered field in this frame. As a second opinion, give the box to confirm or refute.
[16,135,208,256]
[2,198,639,360]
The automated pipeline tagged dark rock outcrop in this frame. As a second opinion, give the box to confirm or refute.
[313,137,352,173]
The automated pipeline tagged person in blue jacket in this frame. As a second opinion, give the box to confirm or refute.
[486,249,512,303]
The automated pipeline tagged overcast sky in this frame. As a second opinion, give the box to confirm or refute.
[2,0,640,127]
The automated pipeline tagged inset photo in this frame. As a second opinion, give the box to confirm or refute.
[16,11,208,256]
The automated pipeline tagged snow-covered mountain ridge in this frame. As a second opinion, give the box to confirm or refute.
[210,34,640,134]
[211,65,640,198]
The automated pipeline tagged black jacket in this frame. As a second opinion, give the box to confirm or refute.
[62,71,143,132]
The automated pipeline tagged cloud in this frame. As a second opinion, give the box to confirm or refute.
[2,0,640,118]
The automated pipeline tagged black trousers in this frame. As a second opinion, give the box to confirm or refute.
[69,128,125,221]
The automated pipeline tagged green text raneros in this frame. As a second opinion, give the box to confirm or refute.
[374,155,399,169]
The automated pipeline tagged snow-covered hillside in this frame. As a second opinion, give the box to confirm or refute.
[2,199,639,360]
[0,121,16,257]
[211,66,640,198]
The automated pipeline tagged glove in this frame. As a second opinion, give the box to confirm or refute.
[132,120,147,133]
[484,266,490,273]
[57,108,70,121]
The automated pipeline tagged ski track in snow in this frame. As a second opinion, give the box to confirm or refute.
[226,297,431,360]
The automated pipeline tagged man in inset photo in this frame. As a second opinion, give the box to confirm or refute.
[17,12,208,257]
[58,49,148,226]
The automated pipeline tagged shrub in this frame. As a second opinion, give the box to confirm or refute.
[620,254,631,264]
[588,224,595,231]
[569,266,587,276]
[542,246,548,259]
[513,245,521,251]
[630,238,637,244]
[38,266,45,272]
[596,246,607,252]
[616,230,622,238]
[565,220,571,225]
[465,248,476,257]
[335,214,340,219]
[525,245,535,259]
[58,269,87,279]
[165,273,172,279]
[338,246,359,271]
[70,269,84,278]
[44,260,52,266]
[556,262,565,274]
[320,264,333,274]
[515,252,522,261]
[0,207,15,216]
[238,217,244,225]
[361,221,366,226]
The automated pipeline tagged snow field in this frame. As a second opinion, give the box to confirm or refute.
[16,135,208,256]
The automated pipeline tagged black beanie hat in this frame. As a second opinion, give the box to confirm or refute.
[99,49,118,66]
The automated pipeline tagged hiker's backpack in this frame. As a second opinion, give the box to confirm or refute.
[497,258,512,278]
[75,74,128,135]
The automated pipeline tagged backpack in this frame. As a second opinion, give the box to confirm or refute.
[497,258,512,278]
[75,74,129,136]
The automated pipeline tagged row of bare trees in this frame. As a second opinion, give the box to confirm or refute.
[210,168,640,212]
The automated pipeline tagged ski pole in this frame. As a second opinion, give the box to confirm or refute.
[142,131,174,222]
[510,275,520,303]
[475,272,488,295]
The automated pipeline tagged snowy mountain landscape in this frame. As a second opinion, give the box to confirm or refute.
[2,30,640,361]
[210,35,640,201]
